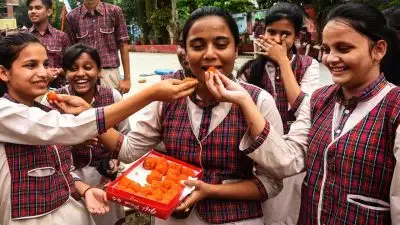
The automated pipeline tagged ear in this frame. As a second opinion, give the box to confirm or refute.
[0,65,10,83]
[47,8,52,17]
[372,40,387,63]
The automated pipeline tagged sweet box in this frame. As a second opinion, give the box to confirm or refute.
[106,150,203,219]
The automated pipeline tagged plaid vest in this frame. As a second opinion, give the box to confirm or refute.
[161,72,264,224]
[298,80,400,224]
[3,95,77,219]
[56,85,116,168]
[241,55,312,133]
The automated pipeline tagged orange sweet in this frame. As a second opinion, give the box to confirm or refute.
[162,178,177,190]
[146,170,163,183]
[155,162,169,175]
[179,174,189,180]
[118,177,132,187]
[47,91,59,101]
[139,185,153,196]
[169,163,182,172]
[143,157,157,170]
[181,167,195,177]
[207,66,217,73]
[166,168,180,178]
[151,180,163,189]
[128,181,142,193]
[156,157,167,165]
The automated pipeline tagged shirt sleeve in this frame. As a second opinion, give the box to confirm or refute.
[390,125,400,224]
[114,6,129,43]
[118,101,163,163]
[62,32,71,51]
[112,89,131,134]
[65,14,77,44]
[0,98,105,145]
[243,96,312,180]
[299,59,320,96]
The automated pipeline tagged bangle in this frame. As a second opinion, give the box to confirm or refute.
[82,187,93,198]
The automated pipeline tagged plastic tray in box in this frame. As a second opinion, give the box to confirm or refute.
[106,150,203,219]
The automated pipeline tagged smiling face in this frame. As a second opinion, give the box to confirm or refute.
[28,0,51,24]
[322,20,383,91]
[185,16,237,82]
[0,43,49,105]
[66,52,100,95]
[263,19,296,51]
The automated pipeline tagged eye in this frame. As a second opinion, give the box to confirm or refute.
[338,46,351,53]
[84,65,92,70]
[70,66,78,72]
[267,30,276,35]
[215,42,228,49]
[321,46,330,54]
[24,62,37,69]
[43,61,49,69]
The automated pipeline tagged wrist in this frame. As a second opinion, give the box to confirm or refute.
[82,186,93,198]
[277,57,290,65]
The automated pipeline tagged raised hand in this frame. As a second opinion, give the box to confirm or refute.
[205,70,249,105]
[255,35,289,63]
[151,78,198,102]
[49,94,92,115]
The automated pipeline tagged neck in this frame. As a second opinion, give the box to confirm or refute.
[195,82,216,106]
[7,90,35,107]
[341,68,380,101]
[84,0,99,11]
[34,21,49,35]
[78,88,96,104]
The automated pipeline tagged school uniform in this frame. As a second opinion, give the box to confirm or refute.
[29,25,70,88]
[238,54,319,225]
[66,2,129,90]
[245,74,400,224]
[118,71,285,224]
[0,94,107,225]
[51,84,130,225]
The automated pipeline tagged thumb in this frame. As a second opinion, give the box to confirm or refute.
[183,179,201,188]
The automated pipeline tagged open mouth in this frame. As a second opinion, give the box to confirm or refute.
[74,79,90,85]
[330,66,348,74]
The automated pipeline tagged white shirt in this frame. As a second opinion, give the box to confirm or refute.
[118,82,285,199]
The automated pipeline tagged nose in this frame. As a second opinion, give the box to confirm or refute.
[203,44,217,61]
[323,50,340,66]
[37,64,48,78]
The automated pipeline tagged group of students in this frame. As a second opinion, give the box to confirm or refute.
[1,2,400,225]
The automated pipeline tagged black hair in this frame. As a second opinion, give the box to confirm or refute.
[0,33,42,96]
[383,6,400,37]
[238,2,304,87]
[325,3,400,85]
[182,6,239,50]
[26,0,53,9]
[62,43,102,71]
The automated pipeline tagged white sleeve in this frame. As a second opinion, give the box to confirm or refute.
[239,89,284,150]
[244,96,312,179]
[299,59,320,96]
[390,125,400,224]
[112,89,131,134]
[0,98,103,145]
[118,101,163,163]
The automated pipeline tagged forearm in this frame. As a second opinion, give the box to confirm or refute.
[239,95,266,138]
[207,180,261,200]
[278,59,301,105]
[103,85,155,129]
[75,180,91,196]
[120,42,130,81]
[99,128,122,152]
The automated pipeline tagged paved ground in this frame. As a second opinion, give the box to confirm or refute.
[119,52,333,225]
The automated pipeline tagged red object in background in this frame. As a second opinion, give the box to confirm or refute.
[106,150,203,220]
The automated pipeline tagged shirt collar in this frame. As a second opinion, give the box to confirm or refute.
[336,73,387,106]
[3,93,48,109]
[82,2,105,17]
[67,84,99,106]
[29,24,54,36]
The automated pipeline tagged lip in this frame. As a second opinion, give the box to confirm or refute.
[32,80,48,87]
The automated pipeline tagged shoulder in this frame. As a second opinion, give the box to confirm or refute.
[67,6,81,18]
[295,55,313,67]
[111,88,123,102]
[104,3,123,14]
[239,81,269,102]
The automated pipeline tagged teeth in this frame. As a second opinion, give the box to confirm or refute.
[76,80,88,84]
[332,67,345,72]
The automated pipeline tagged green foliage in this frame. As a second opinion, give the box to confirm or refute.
[50,0,63,30]
[146,6,171,42]
[14,4,31,27]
